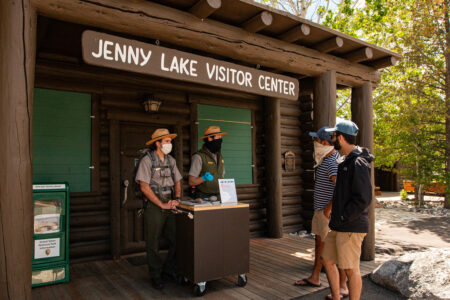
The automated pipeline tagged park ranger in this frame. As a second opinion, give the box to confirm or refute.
[135,128,182,290]
[188,126,227,200]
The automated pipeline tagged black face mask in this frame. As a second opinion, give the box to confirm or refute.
[205,139,222,153]
[333,136,341,151]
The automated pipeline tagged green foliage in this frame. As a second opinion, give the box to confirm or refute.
[323,0,448,190]
[400,189,408,200]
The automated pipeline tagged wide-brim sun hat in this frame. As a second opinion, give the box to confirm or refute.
[145,128,177,145]
[199,126,228,140]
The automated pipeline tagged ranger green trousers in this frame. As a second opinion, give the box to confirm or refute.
[144,202,176,279]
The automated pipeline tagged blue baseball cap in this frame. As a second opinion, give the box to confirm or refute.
[309,126,333,143]
[325,120,359,136]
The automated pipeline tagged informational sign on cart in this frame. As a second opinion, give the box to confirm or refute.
[218,179,238,204]
[34,238,60,259]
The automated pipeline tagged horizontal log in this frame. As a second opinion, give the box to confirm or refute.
[282,186,304,197]
[281,169,303,177]
[300,111,313,122]
[282,205,303,216]
[70,203,109,213]
[283,224,304,234]
[101,98,190,115]
[281,127,302,138]
[279,24,310,43]
[70,227,110,243]
[250,221,267,232]
[282,176,302,186]
[282,215,303,226]
[107,108,189,125]
[281,137,301,147]
[249,208,267,221]
[282,196,302,206]
[367,56,398,69]
[241,11,273,33]
[32,0,381,86]
[281,117,301,127]
[189,0,221,20]
[344,47,373,63]
[299,93,314,103]
[314,36,344,53]
[301,161,315,170]
[69,240,110,258]
[70,212,109,227]
[280,105,301,117]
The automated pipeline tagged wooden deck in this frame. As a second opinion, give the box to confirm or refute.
[32,235,379,299]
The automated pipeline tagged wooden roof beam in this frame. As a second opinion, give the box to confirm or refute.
[344,47,373,63]
[314,36,344,53]
[367,56,398,69]
[189,0,221,20]
[241,11,273,33]
[279,24,310,43]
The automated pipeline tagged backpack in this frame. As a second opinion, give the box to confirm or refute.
[132,149,174,201]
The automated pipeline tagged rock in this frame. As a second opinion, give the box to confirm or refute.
[371,248,450,299]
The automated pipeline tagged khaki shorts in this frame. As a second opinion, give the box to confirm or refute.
[322,230,367,269]
[311,210,330,240]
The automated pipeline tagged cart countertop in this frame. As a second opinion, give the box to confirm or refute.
[179,202,249,211]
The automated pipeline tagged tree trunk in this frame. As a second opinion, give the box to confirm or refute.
[0,1,36,299]
[444,0,450,209]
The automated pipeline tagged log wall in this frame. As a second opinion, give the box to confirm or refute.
[35,59,268,262]
[280,98,307,233]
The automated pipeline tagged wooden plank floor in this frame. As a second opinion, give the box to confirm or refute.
[32,235,379,300]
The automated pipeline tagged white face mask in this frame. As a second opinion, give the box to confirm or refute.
[161,143,172,155]
[313,141,334,167]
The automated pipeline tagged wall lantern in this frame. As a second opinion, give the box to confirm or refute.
[141,94,162,113]
[284,151,296,172]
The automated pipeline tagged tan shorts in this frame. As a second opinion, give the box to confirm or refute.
[322,230,367,269]
[311,210,330,240]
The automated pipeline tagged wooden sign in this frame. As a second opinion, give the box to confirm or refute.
[82,30,299,100]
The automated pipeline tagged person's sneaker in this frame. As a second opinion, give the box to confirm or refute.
[151,278,164,290]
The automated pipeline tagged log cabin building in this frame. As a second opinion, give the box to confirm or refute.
[1,0,401,298]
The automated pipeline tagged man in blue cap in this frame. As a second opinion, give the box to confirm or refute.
[294,127,348,299]
[321,120,374,300]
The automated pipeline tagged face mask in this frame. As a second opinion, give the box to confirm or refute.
[161,143,172,155]
[333,136,341,151]
[205,139,222,153]
[313,141,334,167]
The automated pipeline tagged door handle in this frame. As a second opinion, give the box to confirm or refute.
[122,180,129,206]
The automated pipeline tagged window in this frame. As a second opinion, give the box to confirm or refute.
[33,88,91,192]
[197,104,253,184]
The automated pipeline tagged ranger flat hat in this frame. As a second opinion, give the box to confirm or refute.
[145,128,177,145]
[200,126,228,140]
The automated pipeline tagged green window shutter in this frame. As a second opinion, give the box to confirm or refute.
[33,88,91,192]
[198,104,252,185]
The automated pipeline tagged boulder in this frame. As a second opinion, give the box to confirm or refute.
[371,248,450,299]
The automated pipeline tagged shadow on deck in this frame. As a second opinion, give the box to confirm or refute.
[32,235,379,299]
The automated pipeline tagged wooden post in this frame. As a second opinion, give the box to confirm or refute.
[109,120,121,259]
[351,82,375,261]
[313,71,337,130]
[265,98,283,238]
[0,0,36,299]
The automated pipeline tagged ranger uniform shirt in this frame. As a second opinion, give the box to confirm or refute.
[135,152,182,188]
[189,152,225,178]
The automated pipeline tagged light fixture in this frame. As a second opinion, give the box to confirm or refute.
[141,94,162,113]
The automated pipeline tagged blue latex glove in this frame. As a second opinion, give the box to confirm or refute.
[201,172,214,182]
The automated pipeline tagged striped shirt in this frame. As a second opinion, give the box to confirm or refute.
[313,152,339,210]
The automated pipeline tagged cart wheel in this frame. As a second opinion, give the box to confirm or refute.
[237,274,247,287]
[193,282,207,297]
